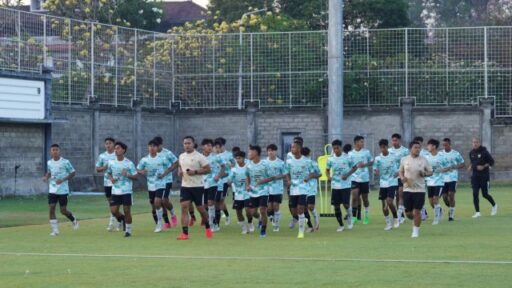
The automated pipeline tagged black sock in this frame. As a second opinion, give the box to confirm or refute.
[205,221,210,229]
[189,211,196,220]
[116,215,125,223]
[162,211,170,224]
[66,213,75,222]
[334,207,344,226]
[152,210,158,224]
[215,209,221,225]
[182,226,189,235]
[223,209,230,217]
[352,207,358,217]
[357,205,362,219]
[248,216,253,223]
[305,211,313,228]
[261,225,266,233]
[268,210,274,218]
[293,214,299,221]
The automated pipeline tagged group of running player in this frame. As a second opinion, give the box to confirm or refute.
[43,132,498,239]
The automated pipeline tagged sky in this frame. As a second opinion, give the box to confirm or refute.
[22,0,209,8]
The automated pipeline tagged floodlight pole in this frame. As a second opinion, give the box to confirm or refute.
[328,0,343,142]
[238,8,269,109]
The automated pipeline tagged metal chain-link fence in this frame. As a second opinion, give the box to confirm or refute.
[1,7,511,116]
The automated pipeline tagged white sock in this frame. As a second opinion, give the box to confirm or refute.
[385,215,391,225]
[170,208,175,216]
[398,205,405,216]
[413,225,420,234]
[274,211,281,226]
[156,208,163,224]
[312,208,318,223]
[109,215,116,225]
[238,221,245,227]
[208,206,215,226]
[365,207,369,215]
[346,207,352,218]
[298,213,305,233]
[125,224,132,233]
[434,204,441,220]
[50,219,58,232]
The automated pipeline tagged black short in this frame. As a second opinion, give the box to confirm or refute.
[306,195,316,205]
[221,183,229,198]
[331,188,351,206]
[246,196,269,208]
[269,194,283,204]
[233,200,246,210]
[379,186,397,200]
[352,181,370,194]
[288,195,307,208]
[148,189,165,203]
[110,194,133,207]
[48,193,68,206]
[104,186,112,198]
[443,182,457,193]
[427,186,443,198]
[163,182,172,198]
[403,192,425,212]
[180,187,205,207]
[206,186,218,202]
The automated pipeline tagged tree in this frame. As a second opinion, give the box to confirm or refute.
[0,0,23,7]
[208,0,410,31]
[43,0,163,30]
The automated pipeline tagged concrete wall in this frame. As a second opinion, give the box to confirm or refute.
[1,104,511,196]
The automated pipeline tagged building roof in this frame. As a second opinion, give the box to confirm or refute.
[156,1,207,33]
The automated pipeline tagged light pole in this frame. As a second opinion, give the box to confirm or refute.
[237,8,269,110]
[328,0,343,142]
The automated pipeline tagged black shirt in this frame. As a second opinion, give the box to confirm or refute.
[469,146,494,178]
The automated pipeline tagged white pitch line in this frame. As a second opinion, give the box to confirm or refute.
[0,252,511,265]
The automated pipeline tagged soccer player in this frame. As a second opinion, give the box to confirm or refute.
[413,136,430,221]
[327,140,357,232]
[287,136,304,228]
[105,142,139,237]
[95,137,119,231]
[202,138,225,232]
[285,141,317,239]
[424,139,449,225]
[302,147,321,232]
[245,145,274,238]
[399,141,432,238]
[468,137,498,218]
[374,139,400,231]
[264,144,287,232]
[440,138,465,221]
[214,137,235,226]
[349,135,374,225]
[177,136,213,240]
[137,140,175,233]
[42,144,78,236]
[154,136,179,229]
[228,150,251,234]
[389,133,409,224]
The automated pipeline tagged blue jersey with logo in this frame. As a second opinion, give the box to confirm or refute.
[265,157,286,195]
[47,158,75,195]
[229,165,249,201]
[286,155,314,196]
[306,159,321,196]
[203,153,224,189]
[245,160,270,197]
[440,149,464,183]
[425,152,449,187]
[326,153,354,190]
[158,148,178,184]
[348,149,373,183]
[137,154,170,191]
[374,153,399,188]
[106,158,137,195]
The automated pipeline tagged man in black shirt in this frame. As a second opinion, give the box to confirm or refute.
[468,137,498,218]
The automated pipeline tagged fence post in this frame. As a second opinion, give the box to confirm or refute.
[90,23,94,105]
[212,35,216,108]
[288,32,292,108]
[68,20,72,105]
[43,15,47,68]
[17,10,21,72]
[404,28,408,99]
[484,27,488,98]
[134,30,137,103]
[115,27,118,107]
[250,33,254,102]
[445,28,449,104]
[153,33,157,109]
[366,30,370,107]
[171,35,175,104]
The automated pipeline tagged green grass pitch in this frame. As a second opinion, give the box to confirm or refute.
[0,184,511,287]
